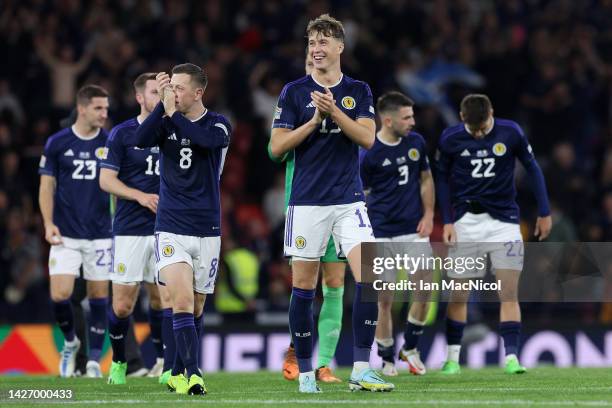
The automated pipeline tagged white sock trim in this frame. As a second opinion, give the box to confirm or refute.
[407,314,426,326]
[375,337,394,347]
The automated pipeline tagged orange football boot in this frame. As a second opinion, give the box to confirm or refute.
[282,346,299,380]
[316,366,342,383]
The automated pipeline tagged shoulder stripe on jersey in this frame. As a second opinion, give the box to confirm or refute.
[279,76,310,99]
[44,128,72,149]
[214,122,229,136]
[109,119,138,140]
[496,119,525,136]
[218,146,229,179]
[99,163,120,171]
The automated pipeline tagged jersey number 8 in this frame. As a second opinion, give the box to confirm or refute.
[179,148,192,169]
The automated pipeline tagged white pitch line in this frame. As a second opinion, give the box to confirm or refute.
[35,399,612,406]
[82,386,612,396]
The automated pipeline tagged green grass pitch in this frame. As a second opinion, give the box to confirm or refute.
[1,367,611,407]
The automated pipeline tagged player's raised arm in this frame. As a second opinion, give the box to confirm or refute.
[269,85,323,158]
[312,87,375,149]
[131,102,164,147]
[513,123,552,240]
[169,112,230,149]
[270,119,321,158]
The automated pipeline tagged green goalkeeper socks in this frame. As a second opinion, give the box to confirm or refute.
[317,284,344,368]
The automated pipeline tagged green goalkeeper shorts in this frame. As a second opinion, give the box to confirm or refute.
[320,236,347,263]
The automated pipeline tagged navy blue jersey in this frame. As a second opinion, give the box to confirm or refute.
[272,74,375,206]
[100,118,160,236]
[129,104,230,237]
[435,118,550,224]
[360,132,430,237]
[39,127,111,239]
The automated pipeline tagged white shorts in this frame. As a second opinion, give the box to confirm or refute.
[48,237,112,281]
[155,232,221,294]
[447,213,524,278]
[375,233,433,282]
[284,202,373,259]
[110,235,156,285]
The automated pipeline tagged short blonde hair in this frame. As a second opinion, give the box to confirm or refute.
[306,14,344,42]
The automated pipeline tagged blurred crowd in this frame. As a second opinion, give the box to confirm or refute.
[0,0,611,322]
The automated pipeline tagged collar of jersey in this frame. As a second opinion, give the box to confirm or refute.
[310,73,344,89]
[71,125,101,141]
[464,118,495,137]
[189,109,208,122]
[376,132,402,146]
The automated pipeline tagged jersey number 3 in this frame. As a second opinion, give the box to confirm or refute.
[470,158,495,178]
[398,165,409,185]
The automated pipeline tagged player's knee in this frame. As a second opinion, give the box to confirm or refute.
[378,300,393,312]
[323,275,343,288]
[113,301,133,318]
[50,290,71,302]
[499,287,518,301]
[173,297,194,313]
[149,296,162,310]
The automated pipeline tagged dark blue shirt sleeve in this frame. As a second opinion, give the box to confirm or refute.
[513,125,551,217]
[271,84,297,130]
[356,83,375,120]
[39,137,57,176]
[100,127,124,171]
[130,103,165,147]
[169,112,230,149]
[419,139,430,172]
[434,143,453,224]
[359,147,371,190]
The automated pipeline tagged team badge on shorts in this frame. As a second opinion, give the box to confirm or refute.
[49,258,56,268]
[95,147,108,160]
[117,263,127,275]
[341,96,356,110]
[493,142,507,156]
[408,148,420,161]
[295,236,307,249]
[162,245,175,257]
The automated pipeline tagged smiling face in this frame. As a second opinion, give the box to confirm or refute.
[308,32,344,72]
